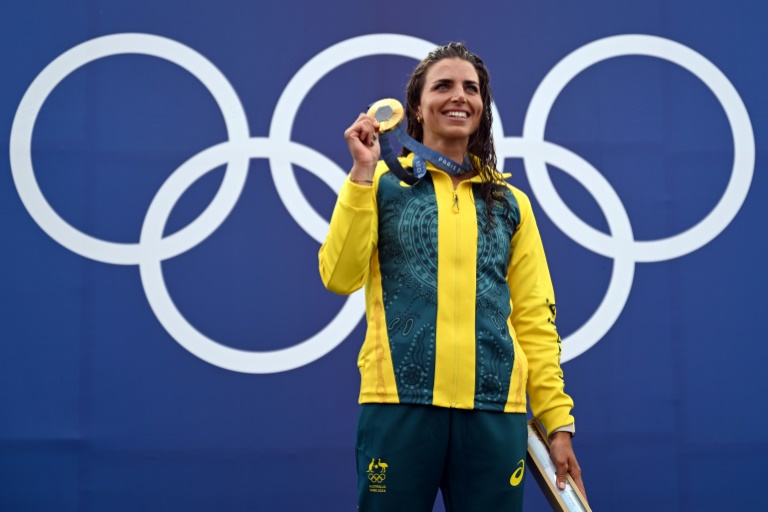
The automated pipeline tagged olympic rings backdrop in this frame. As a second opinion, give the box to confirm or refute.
[1,1,766,511]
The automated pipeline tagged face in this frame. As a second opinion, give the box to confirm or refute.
[416,58,483,148]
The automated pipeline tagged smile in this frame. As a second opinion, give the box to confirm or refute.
[444,110,469,119]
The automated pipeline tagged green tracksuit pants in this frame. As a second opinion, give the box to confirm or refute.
[356,403,528,512]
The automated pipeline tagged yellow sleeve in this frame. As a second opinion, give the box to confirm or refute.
[507,187,574,434]
[317,168,382,295]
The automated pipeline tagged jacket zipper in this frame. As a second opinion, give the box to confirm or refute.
[451,187,460,406]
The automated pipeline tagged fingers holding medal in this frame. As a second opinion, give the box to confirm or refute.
[345,99,405,177]
[345,112,381,168]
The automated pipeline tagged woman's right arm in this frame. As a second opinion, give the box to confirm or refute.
[318,114,381,295]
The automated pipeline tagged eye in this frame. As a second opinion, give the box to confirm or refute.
[466,84,479,93]
[435,83,448,90]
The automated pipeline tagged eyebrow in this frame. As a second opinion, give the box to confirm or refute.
[431,78,480,87]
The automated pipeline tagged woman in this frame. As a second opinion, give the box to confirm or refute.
[319,42,585,511]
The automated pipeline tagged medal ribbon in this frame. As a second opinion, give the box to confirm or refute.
[367,98,473,185]
[378,124,474,185]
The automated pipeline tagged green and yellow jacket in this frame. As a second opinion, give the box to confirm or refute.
[319,154,574,435]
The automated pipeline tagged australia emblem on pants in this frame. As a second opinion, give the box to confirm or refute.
[367,458,388,492]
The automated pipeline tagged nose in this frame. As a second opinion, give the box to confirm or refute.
[451,86,466,103]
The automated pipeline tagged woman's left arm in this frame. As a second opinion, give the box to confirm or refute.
[506,187,587,501]
[506,188,573,432]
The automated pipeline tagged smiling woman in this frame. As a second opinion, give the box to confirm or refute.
[319,42,585,512]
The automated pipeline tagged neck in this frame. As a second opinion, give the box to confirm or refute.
[422,134,469,164]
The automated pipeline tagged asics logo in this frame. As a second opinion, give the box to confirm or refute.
[510,459,525,487]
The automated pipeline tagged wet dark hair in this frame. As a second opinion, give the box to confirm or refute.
[402,42,513,231]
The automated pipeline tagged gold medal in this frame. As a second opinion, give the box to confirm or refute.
[367,98,404,133]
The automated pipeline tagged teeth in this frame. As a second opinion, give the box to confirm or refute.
[446,111,467,118]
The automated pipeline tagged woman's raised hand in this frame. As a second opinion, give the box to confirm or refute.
[344,113,380,182]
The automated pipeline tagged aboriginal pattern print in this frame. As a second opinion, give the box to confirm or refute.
[377,172,437,404]
[475,329,513,411]
[473,185,520,410]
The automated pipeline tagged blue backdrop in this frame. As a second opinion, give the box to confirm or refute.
[1,1,766,510]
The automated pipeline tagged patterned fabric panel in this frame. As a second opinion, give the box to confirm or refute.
[376,172,438,405]
[472,186,520,410]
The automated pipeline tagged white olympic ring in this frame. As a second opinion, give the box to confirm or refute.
[518,35,754,361]
[268,34,505,242]
[9,32,754,372]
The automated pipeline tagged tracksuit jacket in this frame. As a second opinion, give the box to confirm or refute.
[319,154,574,435]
